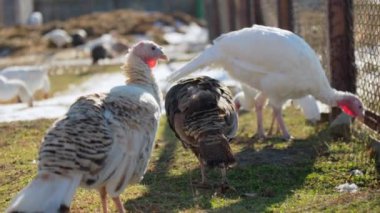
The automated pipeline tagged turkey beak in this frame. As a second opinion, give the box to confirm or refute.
[159,54,168,61]
[158,48,168,61]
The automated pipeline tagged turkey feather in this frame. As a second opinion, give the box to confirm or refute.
[165,76,238,182]
[7,173,82,213]
[168,46,222,82]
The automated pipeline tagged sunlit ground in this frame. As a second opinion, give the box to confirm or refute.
[1,108,379,212]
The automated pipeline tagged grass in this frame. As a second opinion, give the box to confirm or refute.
[0,108,379,212]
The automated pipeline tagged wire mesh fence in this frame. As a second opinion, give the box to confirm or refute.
[354,0,380,128]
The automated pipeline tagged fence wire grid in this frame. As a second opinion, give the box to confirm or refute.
[354,0,380,118]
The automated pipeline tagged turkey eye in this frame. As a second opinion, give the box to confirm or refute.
[151,46,156,51]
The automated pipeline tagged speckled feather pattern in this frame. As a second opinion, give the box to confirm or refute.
[38,53,161,196]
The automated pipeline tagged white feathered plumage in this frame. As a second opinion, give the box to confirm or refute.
[43,29,72,48]
[168,25,364,140]
[1,66,50,99]
[27,11,43,26]
[7,41,168,213]
[234,85,325,122]
[0,75,33,107]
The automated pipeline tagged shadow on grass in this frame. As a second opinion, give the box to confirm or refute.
[124,119,332,212]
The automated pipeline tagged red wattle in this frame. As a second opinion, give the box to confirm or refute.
[338,102,355,117]
[146,59,157,68]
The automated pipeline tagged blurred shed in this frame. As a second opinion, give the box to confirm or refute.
[34,0,199,22]
[0,0,201,26]
[0,0,34,26]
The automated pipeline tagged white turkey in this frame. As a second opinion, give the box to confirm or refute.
[292,95,326,124]
[7,40,168,213]
[27,11,43,26]
[71,29,87,47]
[165,76,238,192]
[233,84,325,136]
[1,66,50,99]
[168,25,365,140]
[43,29,72,48]
[79,33,117,54]
[233,84,259,112]
[0,75,33,107]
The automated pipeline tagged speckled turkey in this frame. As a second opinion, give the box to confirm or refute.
[165,76,238,191]
[7,40,167,213]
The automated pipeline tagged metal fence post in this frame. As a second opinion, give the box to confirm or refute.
[328,0,356,118]
[277,0,293,31]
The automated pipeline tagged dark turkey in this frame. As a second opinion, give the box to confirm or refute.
[71,34,85,47]
[91,44,113,65]
[71,29,87,47]
[165,76,238,191]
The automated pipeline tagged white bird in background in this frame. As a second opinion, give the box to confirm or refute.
[1,66,51,99]
[233,84,259,112]
[82,33,117,54]
[43,29,72,48]
[0,75,33,107]
[71,29,88,47]
[27,11,43,26]
[292,95,325,123]
[234,84,326,136]
[7,41,168,213]
[168,25,365,140]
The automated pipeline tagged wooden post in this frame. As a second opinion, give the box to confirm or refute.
[218,1,230,33]
[364,110,380,134]
[228,0,236,31]
[252,0,263,25]
[328,0,356,118]
[246,0,257,26]
[277,0,293,31]
[236,0,250,28]
[244,0,252,27]
[205,0,221,40]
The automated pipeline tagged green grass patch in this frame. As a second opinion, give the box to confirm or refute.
[0,108,379,212]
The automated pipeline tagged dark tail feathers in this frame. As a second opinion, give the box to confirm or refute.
[199,135,235,167]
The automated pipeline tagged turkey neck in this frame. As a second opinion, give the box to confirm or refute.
[122,53,162,105]
[313,84,351,107]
